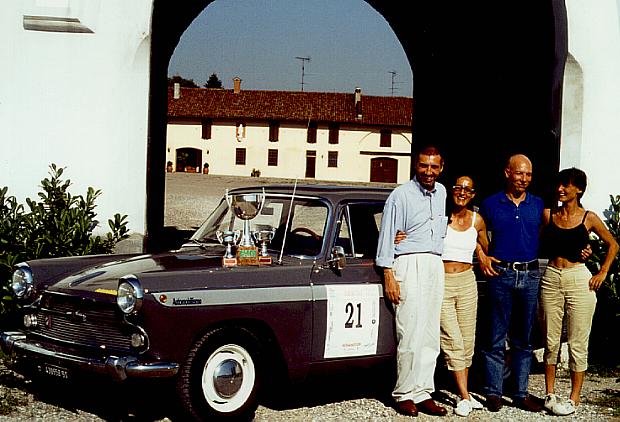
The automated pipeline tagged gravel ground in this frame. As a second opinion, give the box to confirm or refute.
[0,173,618,421]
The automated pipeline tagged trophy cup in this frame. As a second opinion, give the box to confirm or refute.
[225,188,265,265]
[216,229,241,267]
[252,227,276,265]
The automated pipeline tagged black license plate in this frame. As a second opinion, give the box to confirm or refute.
[41,363,70,380]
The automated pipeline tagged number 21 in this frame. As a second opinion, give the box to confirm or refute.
[345,302,362,328]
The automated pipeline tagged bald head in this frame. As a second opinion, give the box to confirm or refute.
[504,154,533,197]
[506,154,532,172]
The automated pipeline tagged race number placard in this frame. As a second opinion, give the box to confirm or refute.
[324,284,379,358]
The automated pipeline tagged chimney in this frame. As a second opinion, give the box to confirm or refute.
[173,82,180,99]
[233,77,242,94]
[354,87,362,120]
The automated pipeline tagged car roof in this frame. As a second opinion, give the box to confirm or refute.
[228,184,394,201]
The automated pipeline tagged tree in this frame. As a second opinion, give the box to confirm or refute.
[168,75,198,88]
[204,73,223,89]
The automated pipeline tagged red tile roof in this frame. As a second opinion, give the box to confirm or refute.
[167,87,412,127]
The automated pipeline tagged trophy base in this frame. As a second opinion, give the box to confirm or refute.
[222,257,238,267]
[258,256,272,265]
[237,246,259,266]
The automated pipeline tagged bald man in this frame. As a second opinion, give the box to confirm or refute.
[477,154,544,413]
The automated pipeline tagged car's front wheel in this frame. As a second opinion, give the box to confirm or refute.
[177,328,261,421]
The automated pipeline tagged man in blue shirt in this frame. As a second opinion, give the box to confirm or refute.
[376,145,448,417]
[477,154,545,413]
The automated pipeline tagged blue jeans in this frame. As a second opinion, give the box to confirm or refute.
[482,266,541,399]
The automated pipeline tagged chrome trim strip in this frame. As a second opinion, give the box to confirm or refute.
[153,284,384,307]
[154,285,313,307]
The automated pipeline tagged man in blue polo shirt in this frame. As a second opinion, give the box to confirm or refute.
[477,154,544,413]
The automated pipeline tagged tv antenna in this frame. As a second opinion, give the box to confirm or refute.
[296,56,311,92]
[388,70,401,96]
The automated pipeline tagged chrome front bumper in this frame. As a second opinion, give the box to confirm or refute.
[0,331,179,381]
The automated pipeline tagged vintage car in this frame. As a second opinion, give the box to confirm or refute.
[1,184,398,420]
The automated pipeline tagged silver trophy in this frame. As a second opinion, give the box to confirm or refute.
[252,227,276,257]
[225,188,265,247]
[216,229,241,259]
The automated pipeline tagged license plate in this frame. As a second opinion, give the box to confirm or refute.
[41,363,70,380]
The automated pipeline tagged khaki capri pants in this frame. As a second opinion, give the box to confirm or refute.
[440,268,478,371]
[541,264,597,372]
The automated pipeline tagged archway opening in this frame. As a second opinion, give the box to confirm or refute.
[147,0,566,251]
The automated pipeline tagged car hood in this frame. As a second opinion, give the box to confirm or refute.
[47,248,226,295]
[44,247,312,298]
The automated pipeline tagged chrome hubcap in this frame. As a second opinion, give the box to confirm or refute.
[213,358,243,398]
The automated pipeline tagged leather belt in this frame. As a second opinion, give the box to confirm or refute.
[495,260,539,271]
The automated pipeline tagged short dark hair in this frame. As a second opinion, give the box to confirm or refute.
[415,145,443,165]
[557,167,587,203]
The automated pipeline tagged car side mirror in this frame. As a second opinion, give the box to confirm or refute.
[328,246,346,270]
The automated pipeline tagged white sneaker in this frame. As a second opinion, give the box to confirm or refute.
[552,399,576,416]
[544,393,558,412]
[469,395,483,410]
[455,398,472,417]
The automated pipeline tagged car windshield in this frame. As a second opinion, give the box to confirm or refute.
[191,193,329,257]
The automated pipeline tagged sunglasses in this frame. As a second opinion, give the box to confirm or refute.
[452,185,475,195]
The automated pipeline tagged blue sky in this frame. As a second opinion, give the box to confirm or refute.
[168,0,413,97]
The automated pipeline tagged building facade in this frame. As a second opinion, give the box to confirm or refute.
[167,83,413,184]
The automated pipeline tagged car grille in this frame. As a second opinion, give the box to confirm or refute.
[33,292,133,353]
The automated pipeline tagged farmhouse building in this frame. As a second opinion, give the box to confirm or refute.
[167,82,413,184]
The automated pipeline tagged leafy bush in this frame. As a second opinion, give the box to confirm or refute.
[586,194,620,368]
[0,164,129,317]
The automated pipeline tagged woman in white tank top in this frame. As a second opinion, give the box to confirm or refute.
[396,175,490,417]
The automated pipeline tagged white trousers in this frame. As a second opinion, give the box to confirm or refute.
[392,253,445,403]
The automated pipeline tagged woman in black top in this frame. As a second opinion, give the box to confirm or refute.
[540,168,618,416]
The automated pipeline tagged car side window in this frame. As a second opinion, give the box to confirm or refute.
[335,211,353,256]
[337,203,384,259]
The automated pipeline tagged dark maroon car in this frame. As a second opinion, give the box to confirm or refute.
[1,184,397,420]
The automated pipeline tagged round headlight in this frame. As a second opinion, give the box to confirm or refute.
[117,275,143,314]
[12,264,34,299]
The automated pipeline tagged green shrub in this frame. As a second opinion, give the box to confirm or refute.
[586,194,620,368]
[0,164,130,317]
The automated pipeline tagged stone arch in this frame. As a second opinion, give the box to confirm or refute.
[145,0,567,250]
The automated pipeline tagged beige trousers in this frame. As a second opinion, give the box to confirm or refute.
[541,264,596,372]
[391,253,445,403]
[440,268,478,371]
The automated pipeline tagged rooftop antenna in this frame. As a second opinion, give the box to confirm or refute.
[296,56,311,92]
[388,70,401,96]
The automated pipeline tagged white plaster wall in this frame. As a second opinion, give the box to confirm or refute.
[167,121,412,183]
[560,55,583,170]
[0,0,152,248]
[564,0,620,213]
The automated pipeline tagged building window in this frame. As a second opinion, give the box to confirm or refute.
[269,121,279,142]
[380,129,392,147]
[201,119,212,140]
[268,149,278,166]
[236,122,246,140]
[328,123,339,144]
[235,148,246,165]
[307,121,317,143]
[328,151,338,168]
